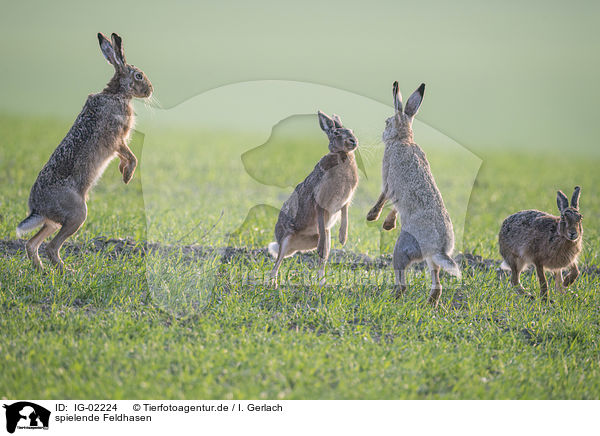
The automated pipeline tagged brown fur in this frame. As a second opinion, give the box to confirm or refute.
[268,111,359,287]
[16,32,153,271]
[498,187,583,300]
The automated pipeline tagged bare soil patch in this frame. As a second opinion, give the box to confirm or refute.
[2,237,598,277]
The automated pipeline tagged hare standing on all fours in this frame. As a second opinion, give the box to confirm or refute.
[268,111,359,288]
[499,187,583,301]
[366,81,460,306]
[16,32,153,271]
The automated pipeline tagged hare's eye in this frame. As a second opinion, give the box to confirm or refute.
[134,72,143,81]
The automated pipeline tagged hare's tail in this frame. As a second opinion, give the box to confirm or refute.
[432,253,462,278]
[499,260,511,271]
[267,242,279,258]
[16,213,44,238]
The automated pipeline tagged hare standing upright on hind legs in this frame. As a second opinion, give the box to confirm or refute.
[366,82,460,306]
[499,187,583,301]
[268,111,359,288]
[16,32,153,271]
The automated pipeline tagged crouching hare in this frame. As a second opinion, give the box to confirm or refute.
[499,187,583,300]
[16,32,153,271]
[366,82,460,306]
[268,111,359,288]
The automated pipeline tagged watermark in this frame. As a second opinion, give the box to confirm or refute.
[3,402,50,434]
[132,80,481,314]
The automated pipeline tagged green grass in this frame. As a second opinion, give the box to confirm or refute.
[1,113,599,399]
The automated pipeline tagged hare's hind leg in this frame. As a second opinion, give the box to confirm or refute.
[535,263,549,301]
[506,257,533,299]
[554,270,565,293]
[393,231,422,299]
[425,257,442,306]
[270,234,319,288]
[46,194,87,271]
[26,221,59,270]
[317,230,330,286]
[270,235,291,289]
[316,206,331,286]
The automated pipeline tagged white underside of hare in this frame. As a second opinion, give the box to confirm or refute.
[501,256,577,273]
[90,151,117,190]
[268,209,341,259]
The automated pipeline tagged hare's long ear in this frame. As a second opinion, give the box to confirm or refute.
[571,186,581,209]
[557,190,569,213]
[392,81,402,114]
[318,111,336,134]
[404,83,425,118]
[98,33,123,70]
[111,33,126,65]
[331,114,343,129]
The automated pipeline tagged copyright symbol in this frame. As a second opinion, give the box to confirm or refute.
[133,404,141,411]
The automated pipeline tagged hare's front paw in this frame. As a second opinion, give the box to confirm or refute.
[382,216,396,231]
[122,163,136,184]
[366,207,381,222]
[562,271,579,287]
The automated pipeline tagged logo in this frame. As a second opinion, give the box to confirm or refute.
[3,402,50,434]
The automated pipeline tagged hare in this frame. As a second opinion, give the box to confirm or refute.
[267,111,359,288]
[366,82,460,306]
[499,187,583,301]
[16,32,153,271]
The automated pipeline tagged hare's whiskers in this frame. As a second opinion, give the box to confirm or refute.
[356,140,383,166]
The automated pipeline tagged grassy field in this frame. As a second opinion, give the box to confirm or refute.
[0,113,599,399]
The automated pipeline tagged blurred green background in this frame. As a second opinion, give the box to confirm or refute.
[1,0,599,155]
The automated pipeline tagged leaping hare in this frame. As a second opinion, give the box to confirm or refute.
[366,82,460,306]
[16,32,153,271]
[499,187,583,301]
[268,111,359,287]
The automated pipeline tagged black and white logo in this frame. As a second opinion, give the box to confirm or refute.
[3,402,50,434]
